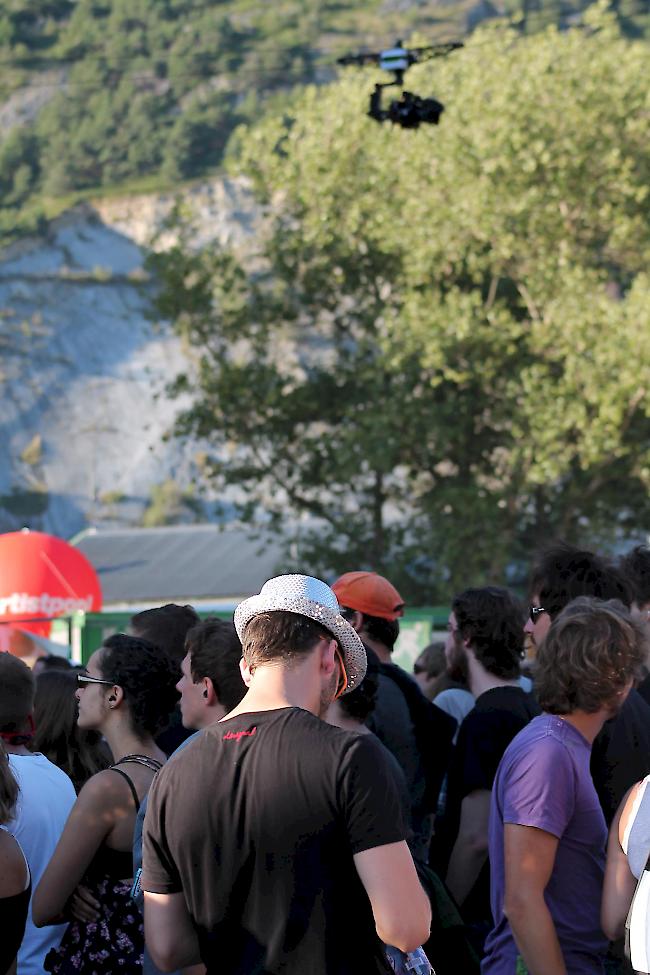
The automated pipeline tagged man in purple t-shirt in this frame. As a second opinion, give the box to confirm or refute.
[482,597,648,975]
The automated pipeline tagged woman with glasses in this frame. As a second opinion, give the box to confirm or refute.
[33,634,179,975]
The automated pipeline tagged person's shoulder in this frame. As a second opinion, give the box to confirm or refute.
[288,709,368,755]
[458,698,503,737]
[501,714,576,769]
[619,780,645,838]
[435,687,474,707]
[337,727,400,774]
[10,752,76,794]
[76,766,138,808]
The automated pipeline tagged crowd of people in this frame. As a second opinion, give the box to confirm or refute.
[1,540,650,975]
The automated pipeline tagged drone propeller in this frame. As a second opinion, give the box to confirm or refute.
[336,40,463,72]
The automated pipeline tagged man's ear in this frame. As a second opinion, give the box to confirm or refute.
[202,677,218,706]
[320,638,338,679]
[239,657,252,687]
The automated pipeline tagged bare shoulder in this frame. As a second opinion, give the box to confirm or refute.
[618,781,645,845]
[76,767,133,809]
[0,830,28,896]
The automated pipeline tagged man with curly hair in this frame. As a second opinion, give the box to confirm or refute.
[482,598,649,975]
[524,542,650,825]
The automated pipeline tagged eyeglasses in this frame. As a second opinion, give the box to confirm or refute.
[413,663,426,675]
[77,673,115,687]
[529,605,547,623]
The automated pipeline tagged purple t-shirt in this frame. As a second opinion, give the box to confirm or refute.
[482,714,608,975]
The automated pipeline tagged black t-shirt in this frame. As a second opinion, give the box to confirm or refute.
[591,688,650,825]
[143,707,406,975]
[367,652,456,862]
[435,685,540,920]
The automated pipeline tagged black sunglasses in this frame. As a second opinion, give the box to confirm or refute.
[77,673,115,687]
[528,605,547,623]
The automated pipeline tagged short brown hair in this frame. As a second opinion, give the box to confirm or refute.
[535,597,649,715]
[186,619,246,713]
[0,740,19,825]
[0,654,34,733]
[242,611,334,671]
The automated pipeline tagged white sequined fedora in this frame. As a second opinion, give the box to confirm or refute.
[234,574,367,694]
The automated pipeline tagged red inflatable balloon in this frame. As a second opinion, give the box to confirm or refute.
[0,530,102,639]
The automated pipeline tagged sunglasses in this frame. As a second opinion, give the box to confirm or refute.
[77,673,115,687]
[413,663,426,676]
[529,605,547,623]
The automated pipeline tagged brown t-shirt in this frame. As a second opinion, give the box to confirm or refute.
[143,707,405,975]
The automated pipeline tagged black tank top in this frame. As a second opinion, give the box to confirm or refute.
[88,756,162,881]
[0,830,30,973]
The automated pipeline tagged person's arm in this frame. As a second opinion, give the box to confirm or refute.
[445,788,491,907]
[144,891,202,972]
[32,771,124,926]
[354,840,431,952]
[602,785,639,941]
[502,824,567,975]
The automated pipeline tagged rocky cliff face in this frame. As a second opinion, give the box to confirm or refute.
[0,178,259,537]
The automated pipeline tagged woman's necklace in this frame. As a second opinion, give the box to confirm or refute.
[113,753,163,771]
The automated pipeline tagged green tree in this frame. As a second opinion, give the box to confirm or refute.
[150,14,650,599]
[151,14,650,600]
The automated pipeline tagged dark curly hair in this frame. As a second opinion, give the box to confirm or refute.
[535,597,649,714]
[99,634,180,738]
[530,542,631,620]
[452,586,524,680]
[185,619,246,714]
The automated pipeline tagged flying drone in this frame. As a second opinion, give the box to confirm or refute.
[337,40,463,129]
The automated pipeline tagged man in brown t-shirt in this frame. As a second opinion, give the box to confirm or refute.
[142,575,431,975]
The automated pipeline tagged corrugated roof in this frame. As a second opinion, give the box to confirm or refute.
[73,525,289,606]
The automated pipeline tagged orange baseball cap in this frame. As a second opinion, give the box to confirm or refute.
[332,571,405,621]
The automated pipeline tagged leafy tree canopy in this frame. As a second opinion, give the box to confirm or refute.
[151,11,650,600]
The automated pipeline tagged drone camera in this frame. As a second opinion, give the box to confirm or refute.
[386,91,445,129]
